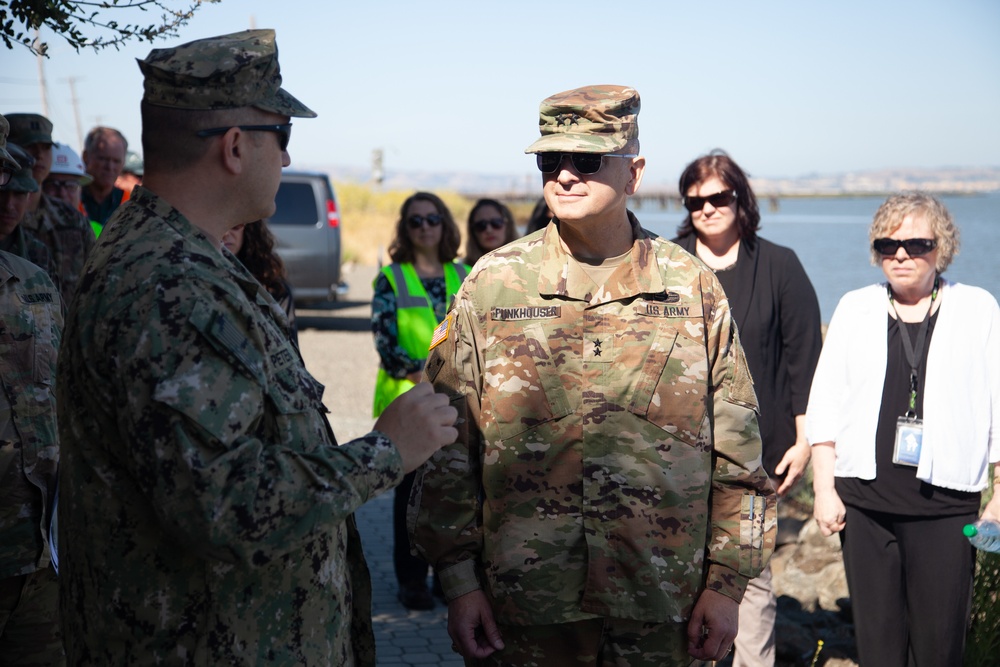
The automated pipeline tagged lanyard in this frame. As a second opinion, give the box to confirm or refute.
[887,277,939,418]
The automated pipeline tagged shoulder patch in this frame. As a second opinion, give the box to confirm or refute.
[428,314,451,351]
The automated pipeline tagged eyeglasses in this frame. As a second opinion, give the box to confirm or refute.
[472,218,505,233]
[683,190,737,213]
[407,213,444,229]
[0,170,11,187]
[196,123,293,151]
[872,237,937,257]
[535,152,638,175]
[44,179,81,192]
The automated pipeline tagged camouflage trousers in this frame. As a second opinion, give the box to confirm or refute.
[0,566,65,666]
[466,616,695,667]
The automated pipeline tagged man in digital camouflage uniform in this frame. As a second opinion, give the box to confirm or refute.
[57,30,457,665]
[0,113,65,665]
[5,113,96,307]
[410,85,776,666]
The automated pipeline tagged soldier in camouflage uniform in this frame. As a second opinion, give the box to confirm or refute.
[57,30,457,666]
[5,114,96,307]
[0,113,66,665]
[410,85,777,666]
[0,144,56,282]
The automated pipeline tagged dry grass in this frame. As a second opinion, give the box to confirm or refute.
[335,182,539,266]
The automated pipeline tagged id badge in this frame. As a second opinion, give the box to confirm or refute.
[892,417,923,467]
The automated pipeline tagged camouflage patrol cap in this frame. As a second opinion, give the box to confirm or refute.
[0,115,20,173]
[4,113,54,146]
[138,29,317,118]
[3,144,39,193]
[524,85,640,154]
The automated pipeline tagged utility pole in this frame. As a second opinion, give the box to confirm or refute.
[64,77,84,149]
[34,29,49,117]
[372,148,384,187]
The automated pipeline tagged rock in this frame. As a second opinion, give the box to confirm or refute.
[769,499,858,666]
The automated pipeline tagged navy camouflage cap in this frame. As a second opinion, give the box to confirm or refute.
[138,29,316,118]
[0,115,20,173]
[5,113,54,146]
[524,85,640,154]
[3,143,39,193]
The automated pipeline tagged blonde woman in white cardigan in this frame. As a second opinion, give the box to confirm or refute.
[807,192,1000,667]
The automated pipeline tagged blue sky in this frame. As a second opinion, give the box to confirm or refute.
[2,0,998,189]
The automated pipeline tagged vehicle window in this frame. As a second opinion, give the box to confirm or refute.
[271,181,319,226]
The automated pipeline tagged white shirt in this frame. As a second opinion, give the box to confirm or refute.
[807,279,1000,492]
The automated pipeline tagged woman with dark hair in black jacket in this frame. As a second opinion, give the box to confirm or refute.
[673,149,822,667]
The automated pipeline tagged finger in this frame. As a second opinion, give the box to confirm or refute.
[477,612,505,652]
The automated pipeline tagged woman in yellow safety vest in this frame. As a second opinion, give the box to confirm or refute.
[371,191,468,611]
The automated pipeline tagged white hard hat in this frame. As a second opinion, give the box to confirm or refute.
[49,142,93,186]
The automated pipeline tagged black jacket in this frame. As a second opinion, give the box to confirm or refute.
[674,234,822,477]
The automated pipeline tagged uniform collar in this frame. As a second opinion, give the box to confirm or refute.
[130,186,268,304]
[537,210,665,303]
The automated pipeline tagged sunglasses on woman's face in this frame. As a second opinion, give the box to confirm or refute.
[472,218,505,233]
[872,237,937,257]
[535,152,638,175]
[407,213,443,229]
[683,189,737,213]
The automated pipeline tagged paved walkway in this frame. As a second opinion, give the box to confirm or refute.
[300,263,463,665]
[355,492,464,666]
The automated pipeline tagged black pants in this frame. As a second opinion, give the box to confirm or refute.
[393,470,430,586]
[840,506,976,667]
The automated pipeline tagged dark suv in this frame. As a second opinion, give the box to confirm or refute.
[267,170,347,305]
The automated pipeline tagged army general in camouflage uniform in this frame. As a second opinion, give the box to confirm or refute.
[410,85,776,666]
[0,113,65,665]
[57,30,457,666]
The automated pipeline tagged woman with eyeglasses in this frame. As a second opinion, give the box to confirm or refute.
[807,192,1000,667]
[672,150,822,667]
[463,198,518,267]
[371,191,468,611]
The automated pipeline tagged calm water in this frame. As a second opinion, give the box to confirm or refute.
[632,193,1000,322]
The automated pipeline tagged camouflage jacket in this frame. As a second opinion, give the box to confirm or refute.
[58,186,404,665]
[0,250,62,579]
[0,225,57,289]
[22,193,96,306]
[410,215,776,625]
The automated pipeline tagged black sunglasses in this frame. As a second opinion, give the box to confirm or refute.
[683,190,737,213]
[407,214,444,229]
[536,152,637,175]
[472,218,505,233]
[872,237,937,257]
[196,123,293,151]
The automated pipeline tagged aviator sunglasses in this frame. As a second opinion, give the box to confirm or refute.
[472,218,505,233]
[407,213,444,229]
[683,189,737,213]
[872,237,937,257]
[196,123,293,151]
[536,152,638,175]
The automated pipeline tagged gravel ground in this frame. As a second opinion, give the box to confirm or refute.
[296,262,381,442]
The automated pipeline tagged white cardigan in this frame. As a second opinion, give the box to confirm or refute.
[807,279,1000,492]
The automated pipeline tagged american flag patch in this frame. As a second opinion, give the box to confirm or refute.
[428,315,451,351]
